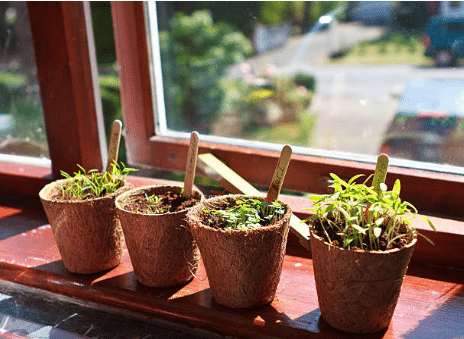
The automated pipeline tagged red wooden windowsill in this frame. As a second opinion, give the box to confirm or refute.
[1,165,463,270]
[0,177,463,338]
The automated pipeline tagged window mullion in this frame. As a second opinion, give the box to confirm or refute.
[28,1,106,179]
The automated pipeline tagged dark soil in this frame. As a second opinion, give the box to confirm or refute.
[123,190,200,214]
[312,217,414,251]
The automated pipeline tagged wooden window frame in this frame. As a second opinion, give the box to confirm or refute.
[1,2,105,198]
[0,1,462,271]
[111,2,464,270]
[111,2,464,218]
[0,4,462,337]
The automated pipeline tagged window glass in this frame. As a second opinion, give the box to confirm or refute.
[90,1,127,164]
[0,2,48,161]
[149,1,464,175]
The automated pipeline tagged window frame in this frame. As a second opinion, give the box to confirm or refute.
[0,2,106,198]
[112,1,464,219]
[0,1,462,270]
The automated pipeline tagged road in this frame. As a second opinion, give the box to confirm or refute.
[306,65,464,156]
[230,23,464,157]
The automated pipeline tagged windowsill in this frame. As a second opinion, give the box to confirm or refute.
[0,176,463,338]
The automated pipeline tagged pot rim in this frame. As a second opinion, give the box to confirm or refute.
[115,185,203,216]
[187,194,292,234]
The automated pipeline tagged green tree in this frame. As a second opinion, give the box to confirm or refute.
[159,10,253,132]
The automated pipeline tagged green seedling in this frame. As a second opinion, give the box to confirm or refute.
[144,193,170,214]
[305,173,435,251]
[204,198,286,231]
[60,162,137,200]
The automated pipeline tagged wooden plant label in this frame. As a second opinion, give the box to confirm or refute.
[183,131,199,198]
[372,153,389,192]
[266,145,292,203]
[106,120,122,172]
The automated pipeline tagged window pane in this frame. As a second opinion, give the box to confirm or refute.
[90,1,127,164]
[149,2,464,174]
[0,2,48,160]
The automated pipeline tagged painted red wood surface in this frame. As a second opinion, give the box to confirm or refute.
[0,183,463,338]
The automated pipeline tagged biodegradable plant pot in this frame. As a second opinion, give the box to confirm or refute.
[115,185,203,287]
[39,178,130,274]
[186,195,292,309]
[309,227,417,333]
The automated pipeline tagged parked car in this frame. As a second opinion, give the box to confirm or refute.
[380,78,464,166]
[422,16,464,67]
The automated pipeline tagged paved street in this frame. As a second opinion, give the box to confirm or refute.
[230,23,464,157]
[309,65,464,155]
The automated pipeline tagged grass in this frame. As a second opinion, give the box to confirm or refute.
[249,112,317,147]
[322,31,434,66]
[0,71,27,89]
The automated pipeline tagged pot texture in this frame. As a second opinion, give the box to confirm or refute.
[186,195,291,309]
[309,227,417,333]
[39,178,129,274]
[116,185,202,287]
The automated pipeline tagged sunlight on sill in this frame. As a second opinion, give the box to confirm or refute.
[0,153,51,168]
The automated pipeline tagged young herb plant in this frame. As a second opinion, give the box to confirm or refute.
[204,198,286,231]
[60,162,137,200]
[306,173,435,251]
[144,193,170,214]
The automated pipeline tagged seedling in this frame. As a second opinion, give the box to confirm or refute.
[144,193,171,214]
[204,198,286,230]
[60,162,137,200]
[306,173,435,251]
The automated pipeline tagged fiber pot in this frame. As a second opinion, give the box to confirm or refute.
[186,195,292,309]
[39,178,130,274]
[309,227,417,333]
[115,185,203,287]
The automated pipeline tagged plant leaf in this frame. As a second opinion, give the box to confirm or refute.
[351,224,367,234]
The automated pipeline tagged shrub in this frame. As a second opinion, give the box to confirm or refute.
[159,10,253,133]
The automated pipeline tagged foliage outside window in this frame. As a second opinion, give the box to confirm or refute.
[0,2,47,159]
[158,9,253,133]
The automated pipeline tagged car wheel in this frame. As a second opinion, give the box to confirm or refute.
[435,49,455,67]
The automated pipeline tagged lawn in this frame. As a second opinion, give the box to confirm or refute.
[323,31,434,66]
[248,112,317,147]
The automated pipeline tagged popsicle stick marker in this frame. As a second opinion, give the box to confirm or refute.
[372,153,389,193]
[266,145,292,203]
[106,120,122,172]
[183,131,199,198]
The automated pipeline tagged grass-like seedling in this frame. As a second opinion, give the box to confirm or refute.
[306,173,435,251]
[60,162,137,200]
[144,193,169,214]
[204,198,286,230]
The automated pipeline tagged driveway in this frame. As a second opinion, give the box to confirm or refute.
[229,23,464,157]
[309,65,464,156]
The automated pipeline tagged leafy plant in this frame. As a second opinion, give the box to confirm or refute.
[60,162,137,200]
[305,173,435,251]
[204,198,286,230]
